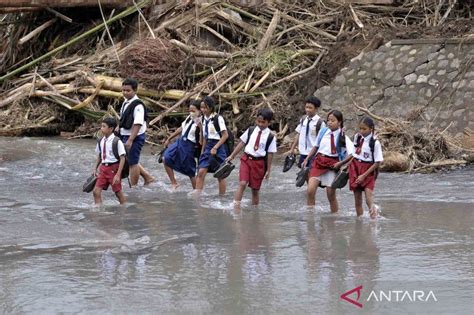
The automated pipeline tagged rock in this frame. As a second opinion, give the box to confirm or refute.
[381,151,410,172]
[404,73,417,85]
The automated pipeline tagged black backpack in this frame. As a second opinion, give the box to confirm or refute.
[210,114,234,156]
[119,99,149,130]
[98,137,129,179]
[354,133,376,163]
[245,126,275,172]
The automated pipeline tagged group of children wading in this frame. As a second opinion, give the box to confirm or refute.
[91,78,383,218]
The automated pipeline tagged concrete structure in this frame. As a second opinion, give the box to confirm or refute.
[315,39,474,137]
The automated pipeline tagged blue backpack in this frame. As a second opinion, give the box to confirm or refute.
[316,127,347,161]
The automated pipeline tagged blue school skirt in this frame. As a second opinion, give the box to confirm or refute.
[163,137,197,177]
[198,139,227,173]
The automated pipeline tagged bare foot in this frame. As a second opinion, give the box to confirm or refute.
[369,205,378,219]
[171,183,180,190]
[144,176,156,186]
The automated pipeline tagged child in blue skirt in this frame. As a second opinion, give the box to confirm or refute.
[195,96,229,195]
[163,100,201,189]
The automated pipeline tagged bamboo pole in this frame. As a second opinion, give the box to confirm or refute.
[257,10,280,53]
[0,0,153,82]
[19,18,56,45]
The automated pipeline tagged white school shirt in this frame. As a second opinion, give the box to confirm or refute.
[119,95,147,136]
[352,133,383,162]
[203,114,226,141]
[240,127,277,157]
[316,128,354,157]
[95,134,126,164]
[295,115,326,155]
[181,115,199,143]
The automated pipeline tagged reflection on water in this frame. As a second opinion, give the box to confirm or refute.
[0,137,473,314]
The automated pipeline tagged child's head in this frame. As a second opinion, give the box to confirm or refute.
[122,78,138,100]
[358,116,375,137]
[189,99,201,118]
[256,108,273,130]
[304,96,321,117]
[326,110,343,131]
[101,117,117,136]
[200,96,215,116]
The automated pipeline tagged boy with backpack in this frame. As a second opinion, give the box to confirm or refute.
[195,96,233,195]
[92,117,127,205]
[226,108,277,206]
[289,96,325,169]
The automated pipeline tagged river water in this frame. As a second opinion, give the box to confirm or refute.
[0,137,472,314]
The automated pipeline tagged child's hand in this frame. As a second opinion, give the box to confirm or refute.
[332,162,342,170]
[301,159,308,168]
[125,139,133,150]
[113,174,121,185]
[355,174,366,184]
[225,156,233,163]
[92,168,98,177]
[265,172,270,180]
[210,147,217,155]
[163,139,170,147]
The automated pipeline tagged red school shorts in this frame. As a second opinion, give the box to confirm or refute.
[349,159,376,191]
[239,154,266,190]
[95,163,122,193]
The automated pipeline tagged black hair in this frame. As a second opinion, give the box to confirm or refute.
[327,109,344,129]
[122,78,138,91]
[201,96,215,110]
[305,96,321,108]
[190,99,201,108]
[102,117,117,129]
[359,116,375,131]
[257,108,274,122]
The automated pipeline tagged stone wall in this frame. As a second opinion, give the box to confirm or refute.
[314,39,474,137]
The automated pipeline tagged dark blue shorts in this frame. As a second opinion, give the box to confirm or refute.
[121,133,145,165]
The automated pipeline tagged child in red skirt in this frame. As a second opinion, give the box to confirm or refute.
[302,110,354,211]
[92,117,127,205]
[349,116,383,219]
[226,108,277,207]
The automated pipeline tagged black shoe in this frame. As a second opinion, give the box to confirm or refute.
[283,154,296,172]
[296,167,310,187]
[83,175,97,193]
[213,161,235,179]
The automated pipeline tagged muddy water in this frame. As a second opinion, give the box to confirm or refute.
[0,137,472,314]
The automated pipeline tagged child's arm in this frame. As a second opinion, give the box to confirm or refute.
[113,155,125,185]
[265,153,274,179]
[226,140,245,162]
[288,133,299,155]
[333,154,353,170]
[302,146,318,167]
[164,127,183,147]
[211,130,228,155]
[93,155,101,176]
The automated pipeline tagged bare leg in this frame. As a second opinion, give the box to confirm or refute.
[115,191,126,204]
[354,189,364,216]
[234,181,247,203]
[364,188,377,218]
[326,187,338,213]
[189,176,197,189]
[218,178,226,195]
[251,189,259,205]
[93,187,103,204]
[307,177,320,206]
[129,164,140,186]
[195,168,208,191]
[139,164,155,185]
[164,163,178,188]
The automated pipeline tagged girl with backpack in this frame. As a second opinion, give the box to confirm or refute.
[302,110,354,211]
[349,116,383,219]
[163,100,202,189]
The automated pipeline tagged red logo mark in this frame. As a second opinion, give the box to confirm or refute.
[341,285,364,308]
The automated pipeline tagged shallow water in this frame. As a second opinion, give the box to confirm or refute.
[0,137,473,314]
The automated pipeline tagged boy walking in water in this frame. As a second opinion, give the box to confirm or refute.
[93,117,126,204]
[119,78,155,187]
[289,96,325,168]
[226,108,277,207]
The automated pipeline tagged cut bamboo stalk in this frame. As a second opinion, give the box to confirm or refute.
[70,80,104,110]
[170,39,232,58]
[45,8,72,23]
[0,0,153,82]
[268,54,323,87]
[243,69,255,93]
[249,66,277,93]
[19,18,56,45]
[350,4,365,28]
[280,12,337,41]
[208,69,242,96]
[257,10,280,52]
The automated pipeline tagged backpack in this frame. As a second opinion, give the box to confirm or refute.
[119,99,149,130]
[299,115,324,138]
[316,127,347,161]
[245,126,275,172]
[202,114,235,156]
[98,136,129,179]
[183,116,202,159]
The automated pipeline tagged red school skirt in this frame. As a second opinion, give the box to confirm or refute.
[309,154,339,178]
[239,153,266,190]
[349,159,376,191]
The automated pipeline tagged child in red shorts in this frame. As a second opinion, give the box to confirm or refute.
[349,116,383,219]
[92,117,127,205]
[226,108,277,207]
